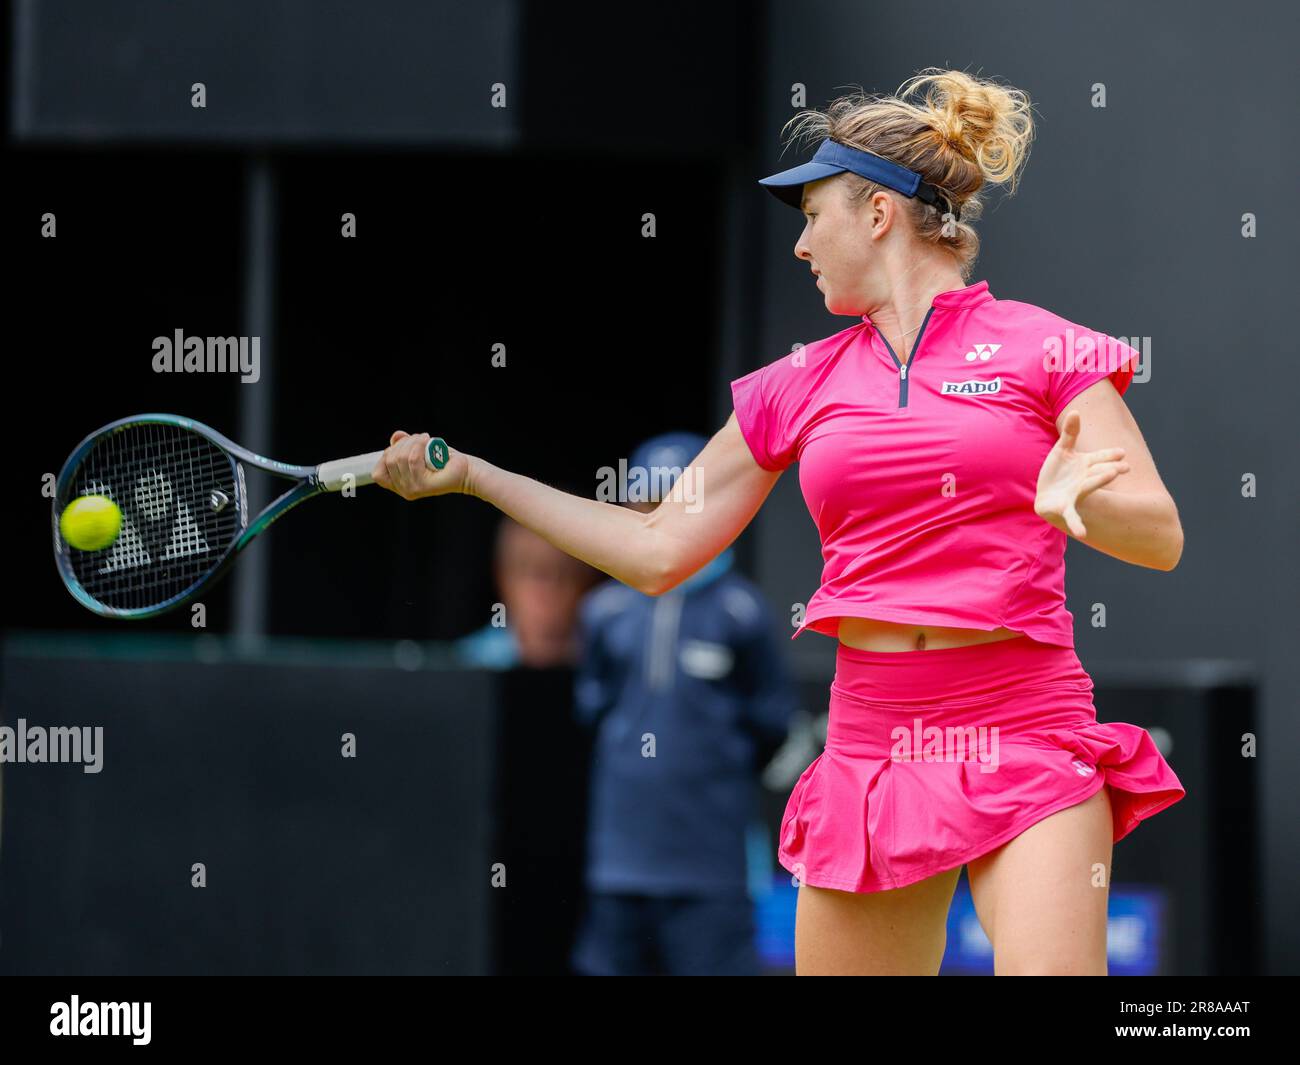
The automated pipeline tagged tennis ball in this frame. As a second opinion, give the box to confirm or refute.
[60,494,123,552]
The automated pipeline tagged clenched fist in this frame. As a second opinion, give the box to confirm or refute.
[372,430,469,500]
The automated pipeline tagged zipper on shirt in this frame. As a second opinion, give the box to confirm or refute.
[876,305,936,408]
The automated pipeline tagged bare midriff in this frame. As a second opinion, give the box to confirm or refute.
[836,616,1024,653]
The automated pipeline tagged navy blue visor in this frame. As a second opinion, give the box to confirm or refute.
[758,138,958,220]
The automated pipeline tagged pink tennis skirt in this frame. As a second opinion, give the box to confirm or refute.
[779,634,1186,894]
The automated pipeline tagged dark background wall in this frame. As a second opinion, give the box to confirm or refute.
[0,650,500,975]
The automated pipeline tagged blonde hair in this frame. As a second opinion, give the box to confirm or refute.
[778,67,1036,278]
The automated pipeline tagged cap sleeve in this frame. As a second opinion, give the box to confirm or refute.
[730,363,797,472]
[1044,331,1142,420]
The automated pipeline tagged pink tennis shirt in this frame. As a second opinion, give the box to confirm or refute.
[730,279,1141,647]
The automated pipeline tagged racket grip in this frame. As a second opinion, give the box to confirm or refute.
[317,437,448,491]
[317,451,385,491]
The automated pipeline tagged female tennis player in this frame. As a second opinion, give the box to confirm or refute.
[372,67,1186,976]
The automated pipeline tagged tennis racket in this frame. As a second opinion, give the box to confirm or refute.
[51,413,448,619]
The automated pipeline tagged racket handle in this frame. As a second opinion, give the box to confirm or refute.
[316,437,449,491]
[317,451,385,491]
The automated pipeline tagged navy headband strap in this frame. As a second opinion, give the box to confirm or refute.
[760,138,960,221]
[812,140,957,219]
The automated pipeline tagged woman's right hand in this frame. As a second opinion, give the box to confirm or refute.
[372,430,470,500]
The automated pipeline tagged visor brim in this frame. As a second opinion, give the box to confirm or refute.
[757,162,846,209]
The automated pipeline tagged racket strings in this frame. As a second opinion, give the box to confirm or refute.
[58,423,242,611]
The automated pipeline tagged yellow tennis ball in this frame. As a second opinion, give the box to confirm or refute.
[60,495,123,552]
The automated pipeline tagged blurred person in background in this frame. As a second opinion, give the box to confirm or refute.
[454,514,601,669]
[566,432,800,975]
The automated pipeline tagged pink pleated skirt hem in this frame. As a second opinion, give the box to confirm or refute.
[778,635,1186,894]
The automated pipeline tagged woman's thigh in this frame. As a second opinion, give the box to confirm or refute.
[794,866,962,975]
[966,784,1114,975]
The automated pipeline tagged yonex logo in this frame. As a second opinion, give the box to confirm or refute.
[88,472,212,574]
[964,343,1001,361]
[940,376,1003,396]
[1070,759,1096,777]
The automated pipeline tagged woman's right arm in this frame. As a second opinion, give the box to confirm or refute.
[372,414,783,596]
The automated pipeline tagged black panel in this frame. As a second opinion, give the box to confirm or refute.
[265,150,721,640]
[0,651,497,974]
[487,665,592,974]
[12,0,520,145]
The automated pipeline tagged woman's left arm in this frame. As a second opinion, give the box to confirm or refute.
[1034,379,1184,571]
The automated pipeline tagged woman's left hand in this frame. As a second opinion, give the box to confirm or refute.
[1034,410,1130,538]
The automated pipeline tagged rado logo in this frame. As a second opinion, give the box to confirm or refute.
[940,376,1003,396]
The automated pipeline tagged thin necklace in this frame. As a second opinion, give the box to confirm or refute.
[866,270,967,359]
[878,297,937,361]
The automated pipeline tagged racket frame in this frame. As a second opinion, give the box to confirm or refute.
[53,413,385,619]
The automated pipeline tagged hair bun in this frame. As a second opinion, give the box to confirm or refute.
[901,67,1035,192]
[933,123,973,158]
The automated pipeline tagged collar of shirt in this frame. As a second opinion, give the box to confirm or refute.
[859,278,994,331]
